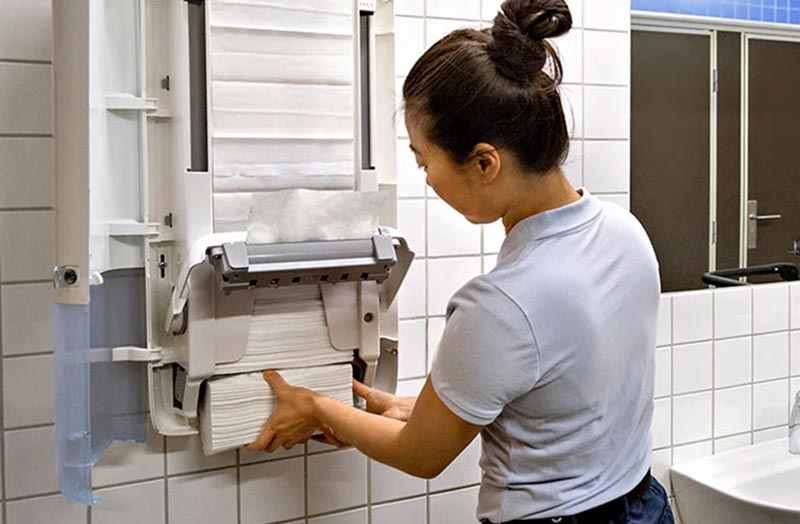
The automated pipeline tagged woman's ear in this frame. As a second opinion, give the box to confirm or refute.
[472,143,501,184]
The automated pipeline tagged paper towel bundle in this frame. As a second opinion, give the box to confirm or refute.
[200,363,354,454]
[215,285,353,375]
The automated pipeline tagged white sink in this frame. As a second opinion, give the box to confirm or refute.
[671,439,800,524]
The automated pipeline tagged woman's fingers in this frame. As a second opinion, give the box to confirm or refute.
[245,425,276,452]
[352,379,373,400]
[263,370,289,394]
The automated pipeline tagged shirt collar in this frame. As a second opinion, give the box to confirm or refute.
[499,188,603,259]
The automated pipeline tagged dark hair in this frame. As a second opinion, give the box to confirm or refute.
[402,0,572,175]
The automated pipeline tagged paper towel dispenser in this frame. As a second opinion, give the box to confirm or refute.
[51,0,404,505]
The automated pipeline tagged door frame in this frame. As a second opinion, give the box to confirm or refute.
[632,11,800,273]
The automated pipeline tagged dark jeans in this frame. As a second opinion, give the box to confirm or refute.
[484,477,675,524]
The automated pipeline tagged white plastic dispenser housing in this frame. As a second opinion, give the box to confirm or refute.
[52,0,407,505]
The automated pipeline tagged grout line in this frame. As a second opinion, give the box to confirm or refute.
[0,207,54,213]
[0,134,53,138]
[0,279,53,286]
[0,247,6,524]
[0,58,52,65]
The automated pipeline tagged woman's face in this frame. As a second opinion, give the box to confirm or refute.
[406,115,497,224]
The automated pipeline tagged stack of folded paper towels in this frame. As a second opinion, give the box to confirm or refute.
[199,190,385,454]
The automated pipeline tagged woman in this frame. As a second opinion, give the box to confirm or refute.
[247,1,673,522]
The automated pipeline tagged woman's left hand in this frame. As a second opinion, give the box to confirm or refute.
[245,370,321,453]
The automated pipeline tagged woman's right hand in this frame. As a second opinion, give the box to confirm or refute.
[352,380,416,422]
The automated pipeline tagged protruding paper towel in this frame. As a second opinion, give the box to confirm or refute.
[246,189,385,244]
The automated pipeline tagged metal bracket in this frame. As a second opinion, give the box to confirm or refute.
[53,265,80,289]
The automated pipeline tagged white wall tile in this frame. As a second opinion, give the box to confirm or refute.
[1,283,53,355]
[651,448,672,496]
[714,337,752,388]
[0,63,53,134]
[482,0,504,20]
[583,140,630,193]
[3,354,53,427]
[714,433,751,453]
[483,220,506,254]
[426,18,477,48]
[398,199,426,255]
[792,331,800,376]
[584,30,630,85]
[654,346,671,398]
[398,259,426,318]
[714,287,752,339]
[5,425,57,497]
[427,199,481,257]
[426,0,481,21]
[395,17,426,77]
[568,0,584,27]
[429,486,479,524]
[561,84,583,139]
[595,193,629,210]
[672,291,712,344]
[753,426,787,443]
[168,469,238,524]
[240,458,305,524]
[555,29,583,84]
[307,449,368,515]
[563,140,584,188]
[714,386,752,437]
[753,379,789,430]
[584,0,631,31]
[372,497,426,524]
[396,377,426,397]
[672,440,712,465]
[652,397,671,449]
[166,435,236,475]
[370,459,426,503]
[93,424,165,488]
[657,296,671,347]
[395,0,424,16]
[399,319,427,379]
[483,254,499,273]
[753,332,789,382]
[240,444,302,465]
[93,480,165,524]
[427,316,446,369]
[0,0,52,61]
[397,139,427,197]
[309,508,368,524]
[584,86,629,139]
[7,493,86,524]
[0,210,54,282]
[753,284,790,334]
[791,283,800,329]
[427,257,481,315]
[673,391,712,445]
[0,137,55,208]
[672,342,712,395]
[429,437,481,492]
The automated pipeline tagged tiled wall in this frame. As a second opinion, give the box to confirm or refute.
[632,0,800,24]
[651,283,800,507]
[6,0,792,523]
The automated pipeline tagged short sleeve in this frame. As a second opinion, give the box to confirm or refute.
[430,278,540,426]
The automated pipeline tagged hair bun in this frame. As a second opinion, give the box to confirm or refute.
[487,0,572,85]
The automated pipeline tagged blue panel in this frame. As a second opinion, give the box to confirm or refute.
[632,0,800,24]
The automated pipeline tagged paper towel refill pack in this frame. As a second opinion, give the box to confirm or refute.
[51,0,409,505]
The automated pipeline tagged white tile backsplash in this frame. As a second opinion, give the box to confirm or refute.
[426,18,478,47]
[370,459,427,504]
[398,199,426,255]
[584,86,630,139]
[3,354,54,427]
[714,433,751,453]
[394,17,426,77]
[584,0,631,31]
[583,140,630,193]
[753,332,790,382]
[5,425,58,498]
[93,480,166,524]
[714,337,752,388]
[429,486,480,524]
[0,137,55,208]
[482,220,506,254]
[657,296,672,347]
[753,284,790,334]
[426,0,481,20]
[427,257,481,315]
[307,449,368,515]
[166,435,237,475]
[672,291,713,344]
[673,391,712,445]
[563,140,584,188]
[584,30,630,85]
[427,199,481,257]
[652,398,671,449]
[240,458,305,524]
[372,497,426,524]
[753,379,789,430]
[0,63,54,134]
[672,342,712,395]
[93,424,165,488]
[309,508,368,524]
[672,440,713,465]
[7,493,87,524]
[167,469,238,524]
[654,346,671,398]
[0,0,52,61]
[0,210,55,282]
[395,0,424,17]
[713,386,752,437]
[398,319,427,379]
[398,259,426,318]
[714,287,752,339]
[561,84,584,139]
[0,282,53,355]
[555,29,584,84]
[791,331,800,376]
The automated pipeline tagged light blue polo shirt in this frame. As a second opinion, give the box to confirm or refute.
[430,189,660,521]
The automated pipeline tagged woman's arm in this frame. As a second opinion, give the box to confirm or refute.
[246,371,482,479]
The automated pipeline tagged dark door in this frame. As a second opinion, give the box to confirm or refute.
[747,38,800,267]
[632,30,711,292]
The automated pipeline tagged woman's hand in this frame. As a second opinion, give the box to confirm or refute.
[353,380,416,422]
[245,370,321,453]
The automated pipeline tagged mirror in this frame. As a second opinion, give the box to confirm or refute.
[630,19,800,292]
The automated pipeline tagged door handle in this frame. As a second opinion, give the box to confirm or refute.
[749,213,782,221]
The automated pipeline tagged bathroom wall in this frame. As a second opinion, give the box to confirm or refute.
[1,0,790,523]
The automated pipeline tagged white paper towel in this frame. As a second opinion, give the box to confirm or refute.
[200,363,354,454]
[246,189,385,244]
